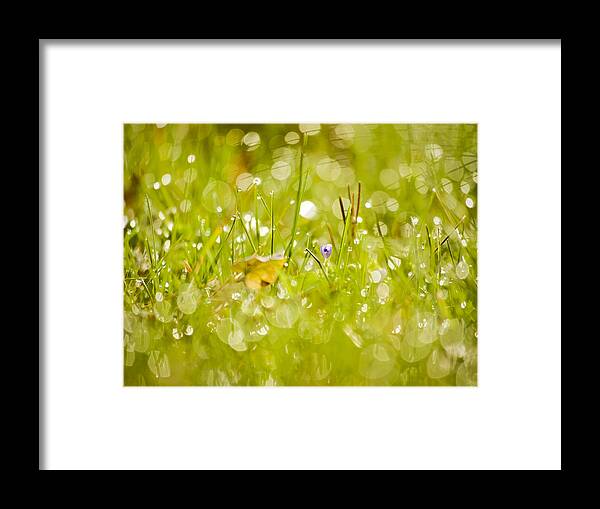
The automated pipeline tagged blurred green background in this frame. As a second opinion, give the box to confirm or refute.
[124,123,477,386]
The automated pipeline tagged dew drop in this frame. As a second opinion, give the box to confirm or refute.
[261,295,275,308]
[299,200,318,220]
[301,297,312,308]
[377,282,390,300]
[333,310,345,321]
[456,260,469,280]
[285,131,300,144]
[256,324,269,336]
[276,284,288,300]
[180,200,192,213]
[272,160,292,181]
[370,270,382,283]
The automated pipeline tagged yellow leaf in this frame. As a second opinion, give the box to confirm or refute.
[232,253,285,289]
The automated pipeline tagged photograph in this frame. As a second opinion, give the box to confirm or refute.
[123,123,478,386]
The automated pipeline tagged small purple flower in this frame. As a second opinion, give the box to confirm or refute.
[320,243,333,259]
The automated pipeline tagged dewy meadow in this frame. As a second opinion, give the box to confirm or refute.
[123,124,477,386]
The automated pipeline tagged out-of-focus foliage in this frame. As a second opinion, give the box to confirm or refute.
[123,124,477,386]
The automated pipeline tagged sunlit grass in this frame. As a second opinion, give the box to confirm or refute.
[123,123,477,386]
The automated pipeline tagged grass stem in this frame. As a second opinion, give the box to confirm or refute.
[305,248,330,284]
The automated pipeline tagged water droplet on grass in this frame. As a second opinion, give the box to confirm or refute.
[316,157,341,182]
[276,284,289,300]
[301,297,312,308]
[177,284,201,314]
[332,197,351,220]
[148,351,170,378]
[154,300,172,323]
[201,180,234,213]
[359,344,395,379]
[466,197,475,208]
[285,131,300,144]
[398,339,432,363]
[373,221,388,236]
[424,143,443,162]
[243,131,260,148]
[261,295,275,308]
[415,175,429,194]
[228,330,247,351]
[440,178,453,193]
[268,301,300,329]
[180,199,192,213]
[456,260,469,280]
[299,123,320,135]
[271,160,292,180]
[299,200,318,220]
[427,347,452,379]
[256,324,269,336]
[343,324,363,348]
[377,282,390,300]
[236,172,254,191]
[370,270,382,283]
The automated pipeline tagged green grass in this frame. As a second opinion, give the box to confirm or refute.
[123,123,478,386]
